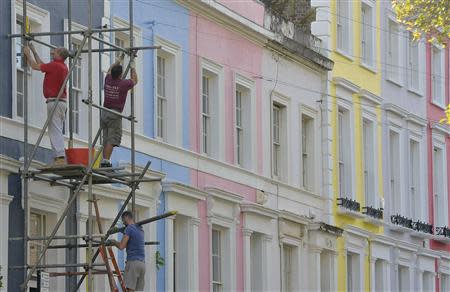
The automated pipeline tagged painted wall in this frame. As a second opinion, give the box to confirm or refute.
[0,0,12,118]
[216,0,265,26]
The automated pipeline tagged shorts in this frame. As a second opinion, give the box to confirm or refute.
[100,110,122,146]
[124,260,146,291]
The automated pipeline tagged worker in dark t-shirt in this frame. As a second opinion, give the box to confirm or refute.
[100,53,138,167]
[109,211,145,292]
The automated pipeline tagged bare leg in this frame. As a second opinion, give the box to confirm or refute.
[103,144,114,160]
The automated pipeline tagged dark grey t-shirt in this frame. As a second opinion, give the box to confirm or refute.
[124,224,145,262]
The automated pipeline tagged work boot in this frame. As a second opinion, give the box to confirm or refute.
[100,159,112,168]
[53,156,66,166]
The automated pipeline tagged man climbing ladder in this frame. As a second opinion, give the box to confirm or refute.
[23,43,69,165]
[100,53,138,168]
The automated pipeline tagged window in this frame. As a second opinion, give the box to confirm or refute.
[389,130,400,214]
[374,260,384,291]
[114,37,125,60]
[212,229,222,292]
[407,33,420,91]
[432,46,444,106]
[157,55,167,140]
[29,212,46,266]
[362,119,375,207]
[387,19,400,81]
[423,272,434,291]
[409,140,420,219]
[442,274,450,292]
[338,108,351,198]
[202,75,211,155]
[15,19,25,118]
[301,114,314,190]
[282,245,293,292]
[236,90,243,165]
[71,42,82,135]
[250,233,264,291]
[347,252,359,292]
[320,252,333,291]
[398,266,409,291]
[273,104,283,178]
[200,65,221,158]
[337,0,351,53]
[433,146,448,227]
[361,3,374,66]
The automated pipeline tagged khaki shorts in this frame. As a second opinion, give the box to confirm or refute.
[124,260,146,291]
[100,110,122,146]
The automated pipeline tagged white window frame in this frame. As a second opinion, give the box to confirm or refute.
[281,242,300,292]
[362,114,377,208]
[360,0,375,69]
[407,135,421,220]
[432,138,448,227]
[337,103,354,200]
[346,251,361,292]
[431,45,445,108]
[388,126,402,216]
[272,93,290,182]
[406,32,425,95]
[200,58,224,159]
[70,41,83,136]
[29,210,47,267]
[154,36,182,145]
[211,228,223,292]
[300,104,316,192]
[13,1,50,121]
[441,273,450,292]
[336,0,352,56]
[234,73,256,171]
[112,17,143,134]
[386,16,401,84]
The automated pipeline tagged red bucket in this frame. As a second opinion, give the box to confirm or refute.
[65,148,97,166]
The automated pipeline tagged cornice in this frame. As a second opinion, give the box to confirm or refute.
[417,248,441,259]
[344,225,371,239]
[383,103,409,118]
[406,114,428,127]
[0,154,21,174]
[369,234,396,247]
[204,187,243,204]
[279,210,310,225]
[162,181,208,201]
[240,202,278,219]
[333,77,360,94]
[359,89,383,105]
[431,122,450,135]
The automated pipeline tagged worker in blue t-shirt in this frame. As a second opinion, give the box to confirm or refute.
[109,211,145,292]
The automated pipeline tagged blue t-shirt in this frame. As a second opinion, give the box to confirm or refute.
[124,224,145,262]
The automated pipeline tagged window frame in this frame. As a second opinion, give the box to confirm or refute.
[388,127,401,216]
[300,104,316,192]
[408,135,422,220]
[200,58,224,159]
[432,140,448,227]
[362,116,376,208]
[360,0,375,69]
[337,104,354,199]
[386,16,401,84]
[29,211,47,267]
[431,45,445,108]
[406,32,424,95]
[211,228,223,292]
[272,93,290,182]
[336,0,352,56]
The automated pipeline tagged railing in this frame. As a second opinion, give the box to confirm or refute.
[411,221,433,234]
[362,206,383,220]
[390,214,413,229]
[436,226,450,238]
[337,197,360,212]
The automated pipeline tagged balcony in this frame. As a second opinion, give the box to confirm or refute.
[389,214,413,233]
[434,226,450,244]
[362,206,383,226]
[410,220,434,239]
[337,197,364,219]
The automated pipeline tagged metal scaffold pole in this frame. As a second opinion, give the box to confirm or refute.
[21,0,29,290]
[129,0,136,217]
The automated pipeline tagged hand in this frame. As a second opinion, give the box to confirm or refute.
[116,53,125,63]
[130,60,135,69]
[106,239,119,247]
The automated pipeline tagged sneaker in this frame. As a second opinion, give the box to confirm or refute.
[53,157,66,166]
[100,161,112,168]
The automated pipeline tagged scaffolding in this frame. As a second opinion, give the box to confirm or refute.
[8,0,169,291]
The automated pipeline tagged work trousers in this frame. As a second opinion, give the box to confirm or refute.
[46,100,67,158]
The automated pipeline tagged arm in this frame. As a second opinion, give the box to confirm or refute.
[130,67,138,85]
[23,45,42,71]
[113,235,129,250]
[107,53,125,74]
[29,43,43,65]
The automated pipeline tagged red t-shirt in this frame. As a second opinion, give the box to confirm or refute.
[103,74,134,113]
[40,59,69,99]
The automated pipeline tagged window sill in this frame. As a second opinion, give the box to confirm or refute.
[386,77,403,88]
[431,100,446,110]
[407,87,423,97]
[432,235,450,244]
[335,49,354,62]
[360,62,377,73]
[337,206,365,219]
[410,230,433,240]
[363,215,384,226]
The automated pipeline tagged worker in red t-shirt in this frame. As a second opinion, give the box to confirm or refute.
[24,43,69,166]
[100,53,138,168]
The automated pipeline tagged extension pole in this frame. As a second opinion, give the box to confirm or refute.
[21,0,29,290]
[87,0,94,290]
